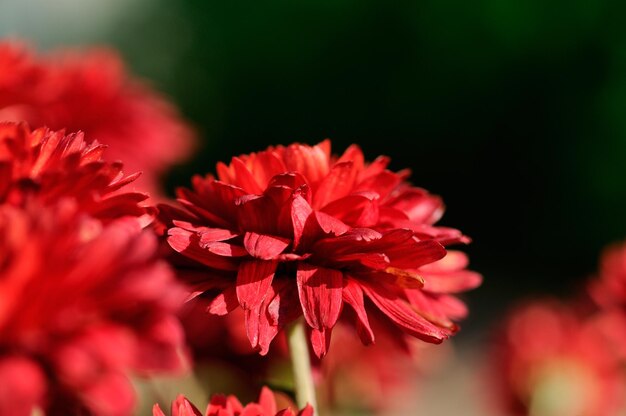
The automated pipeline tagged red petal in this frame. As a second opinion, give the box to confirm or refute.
[152,404,166,416]
[240,405,268,416]
[314,211,350,236]
[360,280,449,343]
[310,327,332,358]
[244,232,290,260]
[336,144,365,171]
[296,264,343,330]
[298,405,314,416]
[354,170,402,199]
[404,289,463,328]
[357,155,390,182]
[320,192,380,227]
[342,277,375,345]
[251,150,288,188]
[421,270,483,293]
[231,156,263,193]
[236,194,278,235]
[313,161,358,209]
[167,228,240,271]
[206,395,230,416]
[236,260,278,310]
[281,142,329,184]
[257,387,277,415]
[267,280,302,327]
[171,395,203,416]
[207,286,239,316]
[244,301,279,355]
[386,188,444,225]
[291,194,322,251]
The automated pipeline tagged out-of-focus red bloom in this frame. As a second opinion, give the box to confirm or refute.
[153,387,313,416]
[589,241,626,309]
[0,121,151,221]
[587,241,626,363]
[0,41,194,195]
[163,140,480,358]
[315,319,451,415]
[0,201,186,416]
[488,300,625,416]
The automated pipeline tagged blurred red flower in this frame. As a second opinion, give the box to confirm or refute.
[587,241,626,363]
[0,41,194,195]
[488,300,625,416]
[589,241,626,309]
[0,201,186,416]
[163,140,479,358]
[0,121,151,221]
[153,386,313,416]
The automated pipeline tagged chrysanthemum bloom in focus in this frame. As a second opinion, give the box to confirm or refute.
[153,386,313,416]
[488,300,625,416]
[0,122,151,221]
[163,140,480,358]
[0,201,186,416]
[0,41,194,194]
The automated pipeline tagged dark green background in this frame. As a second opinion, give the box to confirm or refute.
[9,0,626,332]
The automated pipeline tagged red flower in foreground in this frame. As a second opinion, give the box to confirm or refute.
[163,140,480,357]
[0,41,194,194]
[488,300,625,416]
[0,201,186,416]
[0,122,150,221]
[153,387,313,416]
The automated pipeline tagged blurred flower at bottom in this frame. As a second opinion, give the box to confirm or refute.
[486,300,626,416]
[153,386,313,416]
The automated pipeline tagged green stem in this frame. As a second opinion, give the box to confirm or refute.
[287,319,318,412]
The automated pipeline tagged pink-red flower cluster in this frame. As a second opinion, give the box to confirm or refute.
[0,201,186,416]
[488,300,625,416]
[163,140,480,357]
[0,122,150,221]
[153,387,313,416]
[0,41,194,195]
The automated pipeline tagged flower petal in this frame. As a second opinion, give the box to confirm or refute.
[342,277,375,345]
[296,264,343,331]
[207,286,239,316]
[360,280,449,343]
[291,193,323,251]
[236,260,278,310]
[244,232,290,260]
[310,327,332,358]
[313,161,358,209]
[257,386,277,415]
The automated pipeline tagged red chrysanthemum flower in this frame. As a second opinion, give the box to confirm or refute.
[0,121,151,221]
[153,387,313,416]
[0,201,186,416]
[163,140,480,357]
[488,300,625,416]
[0,41,194,195]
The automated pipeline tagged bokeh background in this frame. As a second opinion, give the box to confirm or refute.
[3,1,626,414]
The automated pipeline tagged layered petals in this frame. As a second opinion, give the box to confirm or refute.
[163,140,480,357]
[0,122,151,221]
[0,201,186,415]
[0,41,194,195]
[153,387,313,416]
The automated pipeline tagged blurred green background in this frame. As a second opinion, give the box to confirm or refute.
[2,0,626,390]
